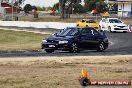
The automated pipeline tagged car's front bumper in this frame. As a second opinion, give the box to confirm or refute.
[112,27,128,32]
[42,43,71,51]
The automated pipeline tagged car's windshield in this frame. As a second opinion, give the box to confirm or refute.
[86,20,96,23]
[109,19,122,23]
[56,28,80,36]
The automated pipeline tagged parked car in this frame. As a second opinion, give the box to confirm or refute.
[99,18,128,32]
[41,27,109,53]
[76,19,99,30]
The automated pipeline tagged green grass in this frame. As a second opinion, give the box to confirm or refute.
[0,29,50,51]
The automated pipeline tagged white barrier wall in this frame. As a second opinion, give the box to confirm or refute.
[0,21,76,29]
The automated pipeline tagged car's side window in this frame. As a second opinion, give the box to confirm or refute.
[87,28,99,35]
[82,20,85,23]
[81,28,92,35]
[86,21,89,23]
[92,29,99,35]
[102,19,106,22]
[105,20,109,23]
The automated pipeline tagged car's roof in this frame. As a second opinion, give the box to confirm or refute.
[102,18,119,20]
[66,27,95,29]
[67,26,87,28]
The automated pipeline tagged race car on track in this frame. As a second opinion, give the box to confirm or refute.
[41,27,109,53]
[76,19,99,30]
[99,18,128,32]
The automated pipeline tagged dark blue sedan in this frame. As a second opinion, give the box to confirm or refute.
[41,27,109,53]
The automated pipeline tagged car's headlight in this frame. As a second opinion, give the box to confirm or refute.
[59,41,68,44]
[42,40,47,43]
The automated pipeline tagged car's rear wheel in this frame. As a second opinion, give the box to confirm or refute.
[45,49,54,53]
[86,25,88,27]
[97,42,105,52]
[69,43,79,53]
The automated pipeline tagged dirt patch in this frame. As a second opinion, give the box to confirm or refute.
[0,55,131,88]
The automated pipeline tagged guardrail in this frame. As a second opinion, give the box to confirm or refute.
[0,21,76,29]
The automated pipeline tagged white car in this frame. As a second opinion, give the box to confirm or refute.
[99,18,128,32]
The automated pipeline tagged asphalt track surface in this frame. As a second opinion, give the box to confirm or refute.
[0,27,132,57]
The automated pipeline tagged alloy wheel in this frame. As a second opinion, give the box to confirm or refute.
[70,43,79,53]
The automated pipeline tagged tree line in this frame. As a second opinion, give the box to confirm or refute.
[23,0,109,13]
[22,0,117,18]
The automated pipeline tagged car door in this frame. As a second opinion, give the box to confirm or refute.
[90,28,102,48]
[78,28,96,49]
[86,20,97,28]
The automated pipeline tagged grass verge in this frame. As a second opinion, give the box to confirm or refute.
[19,16,132,24]
[0,29,50,51]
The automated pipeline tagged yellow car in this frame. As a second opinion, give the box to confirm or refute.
[76,19,99,30]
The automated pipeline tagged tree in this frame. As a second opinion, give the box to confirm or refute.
[85,0,96,12]
[18,0,26,4]
[74,4,86,13]
[46,6,52,11]
[36,6,43,11]
[59,0,81,19]
[53,2,59,10]
[96,1,108,13]
[24,4,32,13]
[32,6,37,11]
[84,0,108,13]
[13,0,26,12]
[42,7,46,11]
[14,0,26,6]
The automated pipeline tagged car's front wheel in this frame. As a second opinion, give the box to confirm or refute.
[97,42,105,52]
[69,43,79,53]
[108,26,112,32]
[45,49,54,53]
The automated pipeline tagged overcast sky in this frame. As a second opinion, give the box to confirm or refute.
[23,0,84,7]
[23,0,59,7]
